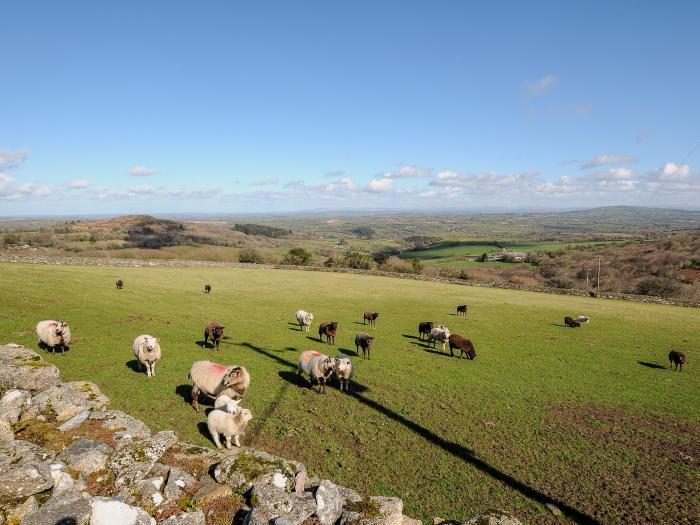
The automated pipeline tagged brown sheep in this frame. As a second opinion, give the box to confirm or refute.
[564,316,580,328]
[318,321,338,345]
[668,350,686,371]
[355,332,374,359]
[448,334,476,359]
[115,279,124,289]
[418,321,434,340]
[204,284,212,293]
[363,312,379,326]
[204,322,225,350]
[457,305,467,316]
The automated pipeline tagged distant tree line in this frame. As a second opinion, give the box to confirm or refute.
[233,223,290,238]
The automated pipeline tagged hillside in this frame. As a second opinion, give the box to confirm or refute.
[1,262,698,524]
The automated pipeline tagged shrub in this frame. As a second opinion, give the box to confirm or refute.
[545,277,575,289]
[238,248,264,264]
[635,277,681,297]
[344,252,374,270]
[282,248,313,266]
[411,259,424,275]
[352,226,375,239]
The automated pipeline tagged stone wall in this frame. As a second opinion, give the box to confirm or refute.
[1,253,697,308]
[0,344,522,525]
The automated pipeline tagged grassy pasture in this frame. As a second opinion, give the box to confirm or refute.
[0,263,698,524]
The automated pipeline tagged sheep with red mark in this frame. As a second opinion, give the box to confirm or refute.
[297,350,337,393]
[188,360,250,412]
[35,320,71,353]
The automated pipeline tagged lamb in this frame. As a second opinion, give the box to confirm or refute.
[668,350,687,371]
[204,284,212,293]
[564,316,580,328]
[448,334,476,359]
[204,322,225,350]
[576,315,590,324]
[457,305,467,316]
[35,320,71,353]
[132,334,161,377]
[297,350,337,393]
[334,354,355,392]
[418,322,434,340]
[188,361,251,412]
[296,310,314,332]
[207,407,252,449]
[428,325,451,352]
[363,312,379,326]
[214,394,241,413]
[115,279,124,289]
[318,321,338,345]
[355,332,374,360]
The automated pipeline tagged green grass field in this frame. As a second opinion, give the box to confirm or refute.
[1,263,698,524]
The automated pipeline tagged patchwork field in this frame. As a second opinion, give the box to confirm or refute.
[0,263,698,524]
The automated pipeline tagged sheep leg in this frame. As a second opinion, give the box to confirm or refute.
[234,434,241,447]
[151,363,156,377]
[225,435,232,450]
[212,432,222,449]
[192,388,200,412]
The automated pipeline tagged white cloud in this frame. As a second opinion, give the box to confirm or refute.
[377,165,431,180]
[0,173,50,201]
[649,162,690,181]
[324,170,346,178]
[0,150,29,170]
[129,166,159,176]
[581,154,638,169]
[366,178,394,193]
[69,179,90,189]
[526,74,557,97]
[252,177,279,186]
[430,171,539,193]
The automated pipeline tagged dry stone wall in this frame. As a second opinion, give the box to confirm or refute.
[0,344,522,525]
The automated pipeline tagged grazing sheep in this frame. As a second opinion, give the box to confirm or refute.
[564,316,580,328]
[363,312,379,326]
[204,284,212,293]
[115,279,124,289]
[189,361,251,412]
[457,305,467,316]
[214,394,241,413]
[204,322,225,350]
[355,332,374,360]
[448,334,476,359]
[576,315,590,324]
[132,334,162,377]
[318,321,338,345]
[418,322,434,340]
[297,350,337,393]
[334,354,355,392]
[668,350,686,371]
[207,407,252,449]
[295,310,314,332]
[35,320,71,353]
[428,325,451,352]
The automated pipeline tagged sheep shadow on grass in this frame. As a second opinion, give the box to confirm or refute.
[638,361,667,370]
[307,335,326,344]
[422,347,454,358]
[125,359,142,373]
[402,334,421,341]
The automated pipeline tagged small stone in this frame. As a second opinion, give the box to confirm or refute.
[89,497,156,525]
[402,516,422,525]
[545,503,563,517]
[23,491,92,525]
[315,480,343,525]
[0,389,32,424]
[159,510,206,525]
[192,480,233,505]
[58,409,91,431]
[58,438,112,475]
[0,461,54,499]
[6,495,39,523]
[464,510,523,525]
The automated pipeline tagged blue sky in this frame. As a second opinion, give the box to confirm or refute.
[1,1,699,214]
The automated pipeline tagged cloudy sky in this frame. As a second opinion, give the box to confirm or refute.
[1,1,699,215]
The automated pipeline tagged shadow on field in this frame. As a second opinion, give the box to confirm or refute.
[352,321,366,326]
[288,322,302,331]
[337,348,358,357]
[197,421,211,442]
[244,340,600,524]
[307,336,326,344]
[638,361,667,370]
[422,348,454,358]
[551,323,568,328]
[125,359,142,373]
[278,369,369,394]
[402,334,421,340]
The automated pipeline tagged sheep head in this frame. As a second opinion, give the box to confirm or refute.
[145,337,158,351]
[223,366,250,398]
[212,326,225,338]
[329,322,338,330]
[234,408,253,428]
[335,359,352,377]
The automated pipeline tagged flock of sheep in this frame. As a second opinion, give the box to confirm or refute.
[30,280,688,451]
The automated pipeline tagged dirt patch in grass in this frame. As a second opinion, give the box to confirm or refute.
[201,494,246,525]
[544,404,700,524]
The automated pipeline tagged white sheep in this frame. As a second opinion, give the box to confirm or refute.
[297,350,337,393]
[35,320,71,353]
[334,354,355,392]
[188,361,251,412]
[214,394,241,413]
[207,407,252,449]
[132,335,162,377]
[576,315,590,324]
[428,325,451,352]
[295,310,314,332]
